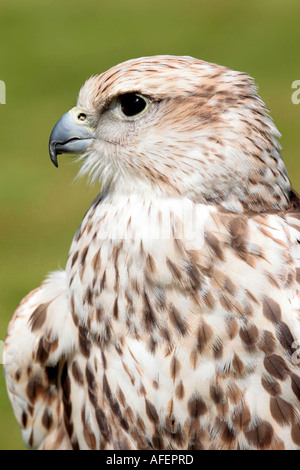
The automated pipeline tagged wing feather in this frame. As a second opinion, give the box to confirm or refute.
[3,270,76,449]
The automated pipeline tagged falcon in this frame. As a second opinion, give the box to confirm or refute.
[4,55,300,450]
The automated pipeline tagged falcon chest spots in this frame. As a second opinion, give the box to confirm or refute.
[65,194,300,449]
[67,194,212,341]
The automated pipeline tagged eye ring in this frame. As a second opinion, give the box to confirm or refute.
[118,93,148,118]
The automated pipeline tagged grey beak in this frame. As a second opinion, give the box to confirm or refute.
[49,109,94,167]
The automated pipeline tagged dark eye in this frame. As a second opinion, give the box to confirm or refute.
[77,112,87,121]
[119,93,147,117]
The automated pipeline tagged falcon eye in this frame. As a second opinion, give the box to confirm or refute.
[78,112,87,121]
[118,93,148,117]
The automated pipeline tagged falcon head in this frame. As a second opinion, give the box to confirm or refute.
[49,55,291,212]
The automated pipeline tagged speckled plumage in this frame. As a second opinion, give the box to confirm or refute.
[4,55,300,450]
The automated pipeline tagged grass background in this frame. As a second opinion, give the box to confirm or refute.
[1,0,300,450]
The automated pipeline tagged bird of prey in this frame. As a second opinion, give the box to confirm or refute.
[4,55,300,450]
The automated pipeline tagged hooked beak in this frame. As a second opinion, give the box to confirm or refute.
[49,107,94,167]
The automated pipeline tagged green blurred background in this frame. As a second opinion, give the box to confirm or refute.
[0,0,299,450]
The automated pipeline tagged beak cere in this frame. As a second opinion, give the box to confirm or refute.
[49,109,94,167]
